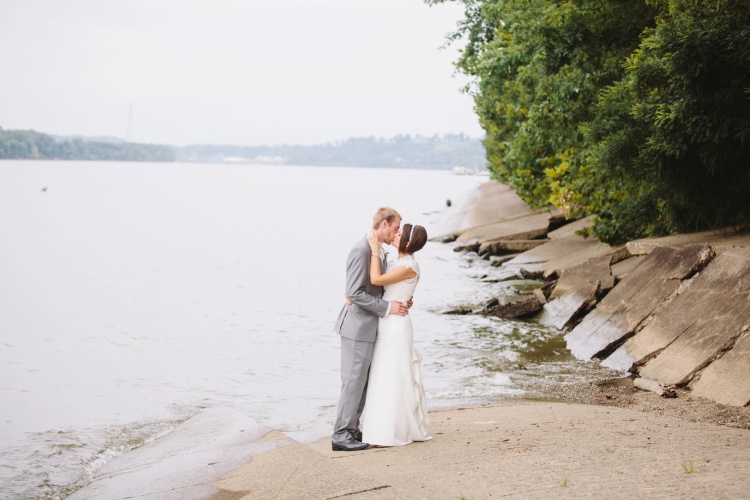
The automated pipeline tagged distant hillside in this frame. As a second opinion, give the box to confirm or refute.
[176,134,487,170]
[1,128,486,169]
[0,128,174,162]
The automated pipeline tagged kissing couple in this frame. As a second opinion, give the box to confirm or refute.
[332,207,432,451]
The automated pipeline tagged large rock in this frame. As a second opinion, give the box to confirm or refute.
[564,245,715,361]
[482,294,543,319]
[635,247,750,388]
[691,326,750,406]
[537,254,615,330]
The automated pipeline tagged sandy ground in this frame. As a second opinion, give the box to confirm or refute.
[212,401,750,500]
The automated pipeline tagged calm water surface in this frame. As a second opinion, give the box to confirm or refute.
[0,161,616,498]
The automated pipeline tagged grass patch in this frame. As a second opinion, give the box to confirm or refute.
[682,460,697,474]
[559,478,570,487]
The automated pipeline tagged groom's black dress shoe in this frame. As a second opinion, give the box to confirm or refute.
[332,439,369,452]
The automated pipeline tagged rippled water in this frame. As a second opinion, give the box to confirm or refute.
[0,161,618,498]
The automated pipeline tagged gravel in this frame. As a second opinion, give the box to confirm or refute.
[552,376,750,430]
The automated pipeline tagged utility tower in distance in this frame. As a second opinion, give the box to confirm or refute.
[125,104,135,143]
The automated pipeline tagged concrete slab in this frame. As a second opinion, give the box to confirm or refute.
[456,211,551,243]
[546,215,595,240]
[538,255,614,330]
[692,329,750,406]
[212,433,409,500]
[300,404,750,499]
[564,245,714,361]
[637,247,750,387]
[466,180,532,228]
[610,255,645,281]
[602,247,747,374]
[68,407,279,500]
[480,238,549,255]
[72,403,750,500]
[502,233,619,279]
[627,228,750,256]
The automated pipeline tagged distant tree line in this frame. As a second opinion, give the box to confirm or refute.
[431,0,750,244]
[177,134,486,170]
[1,128,485,170]
[0,128,174,162]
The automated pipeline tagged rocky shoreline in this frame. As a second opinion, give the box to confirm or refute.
[443,180,750,427]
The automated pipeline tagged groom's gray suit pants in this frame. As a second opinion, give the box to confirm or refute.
[332,336,375,443]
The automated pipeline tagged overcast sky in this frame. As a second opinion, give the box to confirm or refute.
[0,0,482,146]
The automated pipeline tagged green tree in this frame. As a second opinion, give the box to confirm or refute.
[587,0,750,243]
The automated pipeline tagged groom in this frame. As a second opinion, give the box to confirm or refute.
[331,207,409,451]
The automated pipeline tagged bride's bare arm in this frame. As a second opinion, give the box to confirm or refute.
[370,265,416,286]
[366,232,416,286]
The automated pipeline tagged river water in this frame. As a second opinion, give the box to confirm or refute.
[0,161,616,498]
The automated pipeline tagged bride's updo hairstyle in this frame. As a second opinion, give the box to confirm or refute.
[398,224,427,254]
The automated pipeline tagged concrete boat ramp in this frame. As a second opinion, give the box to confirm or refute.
[70,404,750,499]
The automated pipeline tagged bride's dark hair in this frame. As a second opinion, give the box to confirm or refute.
[398,224,427,254]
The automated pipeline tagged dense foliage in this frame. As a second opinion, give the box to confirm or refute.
[0,128,175,162]
[430,0,750,243]
[177,134,486,170]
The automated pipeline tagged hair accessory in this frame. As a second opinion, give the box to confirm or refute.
[408,225,415,244]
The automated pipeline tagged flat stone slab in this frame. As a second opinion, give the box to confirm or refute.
[627,228,750,256]
[546,215,595,239]
[603,247,748,375]
[456,211,551,243]
[565,245,714,361]
[466,180,533,228]
[635,247,750,388]
[502,232,620,279]
[538,255,614,330]
[480,239,549,255]
[692,328,750,406]
[610,255,645,281]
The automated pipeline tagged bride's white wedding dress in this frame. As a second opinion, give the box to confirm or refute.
[362,254,431,446]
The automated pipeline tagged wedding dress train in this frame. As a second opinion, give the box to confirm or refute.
[362,254,431,446]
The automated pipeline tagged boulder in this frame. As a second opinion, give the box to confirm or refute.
[564,245,715,361]
[482,295,543,319]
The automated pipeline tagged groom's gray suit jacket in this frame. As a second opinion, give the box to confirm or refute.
[334,237,389,342]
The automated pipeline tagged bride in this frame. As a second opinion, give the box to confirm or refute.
[362,223,432,446]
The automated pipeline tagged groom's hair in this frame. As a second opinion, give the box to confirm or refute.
[372,207,402,229]
[398,224,428,254]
